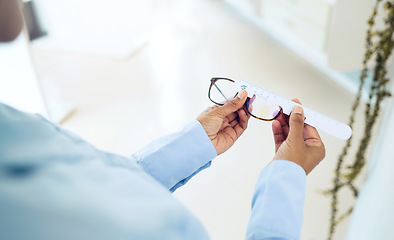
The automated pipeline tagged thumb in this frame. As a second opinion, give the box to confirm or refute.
[288,105,305,142]
[215,90,248,117]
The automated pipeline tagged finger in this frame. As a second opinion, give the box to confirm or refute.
[304,124,322,142]
[238,109,249,129]
[275,112,289,137]
[210,105,220,110]
[221,120,230,129]
[214,90,248,117]
[286,98,305,140]
[248,95,256,112]
[228,108,249,126]
[291,98,322,141]
[292,98,301,105]
[226,112,239,123]
[241,104,251,118]
[288,105,305,142]
[229,118,239,128]
[234,109,249,137]
[272,119,285,152]
[202,105,220,115]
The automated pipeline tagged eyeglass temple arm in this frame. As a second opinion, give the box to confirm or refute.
[212,82,228,102]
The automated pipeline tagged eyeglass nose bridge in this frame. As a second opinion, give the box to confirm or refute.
[245,97,283,121]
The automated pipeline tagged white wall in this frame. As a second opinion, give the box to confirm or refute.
[346,61,394,239]
[33,0,155,58]
[0,32,47,116]
[327,0,376,72]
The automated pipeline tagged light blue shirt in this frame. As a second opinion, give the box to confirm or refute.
[0,103,306,240]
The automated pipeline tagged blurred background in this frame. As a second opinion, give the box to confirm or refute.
[1,0,394,239]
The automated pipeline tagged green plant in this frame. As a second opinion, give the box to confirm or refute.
[326,0,394,239]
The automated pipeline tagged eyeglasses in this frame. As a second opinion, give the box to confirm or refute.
[208,77,283,121]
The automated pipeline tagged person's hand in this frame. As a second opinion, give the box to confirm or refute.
[197,90,250,155]
[272,99,325,175]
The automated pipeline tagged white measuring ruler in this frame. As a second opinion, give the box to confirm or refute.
[234,80,352,140]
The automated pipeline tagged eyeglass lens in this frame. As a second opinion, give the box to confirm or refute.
[210,79,282,121]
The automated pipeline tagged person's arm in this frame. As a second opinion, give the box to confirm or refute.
[133,90,250,192]
[132,120,217,192]
[246,160,306,240]
[0,104,212,240]
[246,100,325,240]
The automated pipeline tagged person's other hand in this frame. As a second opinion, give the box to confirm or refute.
[197,90,250,155]
[272,99,325,175]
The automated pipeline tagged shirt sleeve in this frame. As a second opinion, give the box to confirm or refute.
[246,160,306,240]
[132,120,218,192]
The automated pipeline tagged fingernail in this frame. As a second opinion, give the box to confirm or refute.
[293,105,303,114]
[238,90,247,99]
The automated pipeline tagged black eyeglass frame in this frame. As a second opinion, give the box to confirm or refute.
[208,77,283,121]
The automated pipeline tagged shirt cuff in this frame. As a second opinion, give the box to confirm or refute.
[133,120,217,192]
[246,160,306,240]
